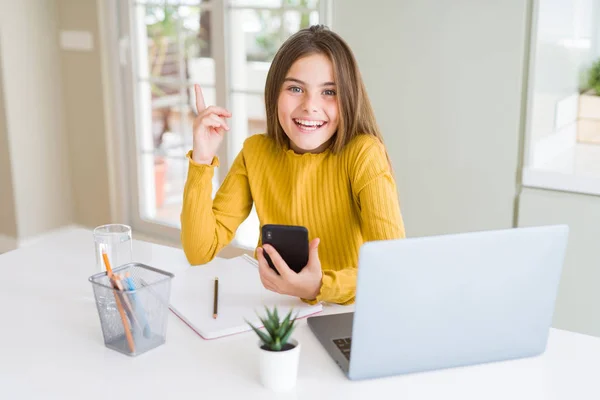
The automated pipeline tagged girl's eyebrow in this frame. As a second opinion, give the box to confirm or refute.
[283,77,336,87]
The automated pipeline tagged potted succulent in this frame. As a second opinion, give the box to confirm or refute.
[588,58,600,95]
[247,307,300,392]
[577,58,600,144]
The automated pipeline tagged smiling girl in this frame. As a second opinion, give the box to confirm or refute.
[181,25,405,305]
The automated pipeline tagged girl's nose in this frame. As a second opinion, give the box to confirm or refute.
[302,93,319,113]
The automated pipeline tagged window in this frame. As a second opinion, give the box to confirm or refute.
[522,0,600,196]
[121,0,329,247]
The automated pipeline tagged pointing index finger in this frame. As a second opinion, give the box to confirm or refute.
[194,84,206,114]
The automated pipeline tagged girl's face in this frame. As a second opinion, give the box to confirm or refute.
[277,53,339,154]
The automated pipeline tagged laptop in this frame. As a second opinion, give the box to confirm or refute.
[307,225,569,380]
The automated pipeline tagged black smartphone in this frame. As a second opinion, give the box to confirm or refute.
[261,224,309,274]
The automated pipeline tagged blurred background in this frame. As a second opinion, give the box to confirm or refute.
[1,0,600,337]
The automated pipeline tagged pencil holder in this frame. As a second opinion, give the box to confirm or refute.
[89,262,174,357]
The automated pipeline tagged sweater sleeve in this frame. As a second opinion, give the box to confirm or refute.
[180,148,253,265]
[304,137,405,305]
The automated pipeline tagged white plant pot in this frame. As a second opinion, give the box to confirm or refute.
[579,90,600,120]
[258,339,301,392]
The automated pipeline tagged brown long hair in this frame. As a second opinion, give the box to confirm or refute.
[264,25,391,165]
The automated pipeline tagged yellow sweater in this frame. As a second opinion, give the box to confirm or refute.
[181,133,405,305]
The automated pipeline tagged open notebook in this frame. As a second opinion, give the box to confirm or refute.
[169,254,323,339]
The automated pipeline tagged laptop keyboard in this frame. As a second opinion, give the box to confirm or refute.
[332,337,352,360]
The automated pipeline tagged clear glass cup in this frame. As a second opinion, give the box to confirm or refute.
[93,224,133,272]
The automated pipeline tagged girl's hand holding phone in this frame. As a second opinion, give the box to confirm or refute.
[257,238,323,300]
[192,84,232,164]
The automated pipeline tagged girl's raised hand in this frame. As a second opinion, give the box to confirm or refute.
[192,84,232,164]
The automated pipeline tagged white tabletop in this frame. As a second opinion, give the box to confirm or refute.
[1,227,599,399]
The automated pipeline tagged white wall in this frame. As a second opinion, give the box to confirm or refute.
[0,0,73,239]
[333,0,529,237]
[57,0,112,228]
[0,36,18,242]
[519,187,600,337]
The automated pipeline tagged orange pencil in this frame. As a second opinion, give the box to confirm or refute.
[102,252,114,275]
[102,251,135,353]
[102,252,136,324]
[114,274,143,332]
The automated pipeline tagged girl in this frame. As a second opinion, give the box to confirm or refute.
[181,25,405,305]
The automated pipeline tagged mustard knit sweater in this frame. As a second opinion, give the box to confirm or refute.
[180,133,405,305]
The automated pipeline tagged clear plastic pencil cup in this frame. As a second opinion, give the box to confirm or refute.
[89,263,174,356]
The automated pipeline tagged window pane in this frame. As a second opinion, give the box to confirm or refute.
[139,82,193,153]
[285,0,320,8]
[153,101,195,154]
[179,5,212,59]
[229,0,282,7]
[230,9,282,66]
[135,2,204,159]
[229,92,267,157]
[157,155,187,226]
[228,8,317,80]
[140,153,220,227]
[143,5,180,80]
[283,9,316,34]
[138,0,211,6]
[228,0,320,8]
[141,4,212,81]
[140,155,222,227]
[141,95,219,227]
[139,154,187,227]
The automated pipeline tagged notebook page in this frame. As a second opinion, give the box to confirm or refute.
[169,256,322,339]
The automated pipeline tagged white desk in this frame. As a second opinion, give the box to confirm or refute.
[1,227,599,399]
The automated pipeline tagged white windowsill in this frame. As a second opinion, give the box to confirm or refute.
[523,142,600,196]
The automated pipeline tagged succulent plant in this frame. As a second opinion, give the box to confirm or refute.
[247,307,297,351]
[588,58,600,95]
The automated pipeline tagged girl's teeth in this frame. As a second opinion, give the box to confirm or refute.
[294,119,325,128]
[299,125,319,131]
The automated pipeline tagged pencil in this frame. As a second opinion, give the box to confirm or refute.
[102,252,113,274]
[213,277,219,319]
[102,252,136,325]
[114,274,143,334]
[102,251,135,353]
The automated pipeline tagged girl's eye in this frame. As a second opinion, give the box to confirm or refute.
[288,86,303,93]
[323,89,336,96]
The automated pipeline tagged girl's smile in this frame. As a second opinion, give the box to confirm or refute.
[292,118,328,133]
